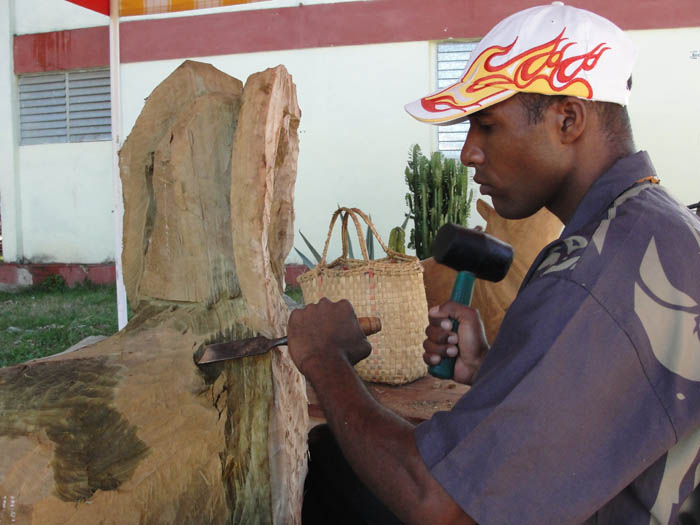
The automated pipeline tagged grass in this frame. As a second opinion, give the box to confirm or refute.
[0,282,305,368]
[285,285,304,304]
[0,282,119,368]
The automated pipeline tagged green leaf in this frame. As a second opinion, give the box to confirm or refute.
[366,223,375,260]
[294,248,316,270]
[298,230,322,263]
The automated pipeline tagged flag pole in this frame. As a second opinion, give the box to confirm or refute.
[110,0,128,329]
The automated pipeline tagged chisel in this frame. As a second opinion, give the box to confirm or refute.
[194,316,381,365]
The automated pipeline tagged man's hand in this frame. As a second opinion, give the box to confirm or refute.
[423,301,489,385]
[287,298,372,378]
[288,298,475,525]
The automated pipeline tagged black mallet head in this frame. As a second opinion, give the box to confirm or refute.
[432,224,514,282]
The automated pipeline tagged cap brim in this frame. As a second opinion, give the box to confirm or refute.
[405,81,517,125]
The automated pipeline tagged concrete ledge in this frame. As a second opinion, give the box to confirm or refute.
[0,262,115,291]
[0,262,308,291]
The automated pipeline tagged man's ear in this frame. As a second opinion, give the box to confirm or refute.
[553,97,586,144]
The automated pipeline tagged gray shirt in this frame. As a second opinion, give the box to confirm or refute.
[416,152,700,524]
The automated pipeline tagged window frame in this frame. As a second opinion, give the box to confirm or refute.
[434,40,478,159]
[18,68,112,146]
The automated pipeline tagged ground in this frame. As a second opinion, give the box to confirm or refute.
[0,282,118,367]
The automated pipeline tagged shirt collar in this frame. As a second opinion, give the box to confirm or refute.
[561,151,657,238]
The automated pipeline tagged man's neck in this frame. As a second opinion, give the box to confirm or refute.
[551,136,636,225]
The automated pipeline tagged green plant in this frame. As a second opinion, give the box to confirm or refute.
[388,227,406,254]
[284,285,304,304]
[294,212,387,269]
[294,230,322,269]
[39,274,67,292]
[405,144,474,259]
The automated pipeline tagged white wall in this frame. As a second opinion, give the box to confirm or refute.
[121,41,433,263]
[628,27,700,204]
[5,2,699,266]
[14,0,108,34]
[18,142,114,263]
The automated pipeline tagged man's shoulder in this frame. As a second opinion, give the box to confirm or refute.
[544,181,700,428]
[526,180,700,410]
[532,182,698,285]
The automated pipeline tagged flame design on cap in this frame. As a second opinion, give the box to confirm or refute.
[422,29,610,116]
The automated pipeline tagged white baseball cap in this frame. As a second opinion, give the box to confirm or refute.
[405,2,637,125]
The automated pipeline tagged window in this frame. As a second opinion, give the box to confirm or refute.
[436,41,478,158]
[18,69,111,145]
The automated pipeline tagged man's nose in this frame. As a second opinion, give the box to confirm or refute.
[460,133,485,167]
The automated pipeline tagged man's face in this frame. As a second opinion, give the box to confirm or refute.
[461,94,570,220]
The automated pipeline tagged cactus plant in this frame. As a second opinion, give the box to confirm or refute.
[405,145,473,259]
[388,226,406,254]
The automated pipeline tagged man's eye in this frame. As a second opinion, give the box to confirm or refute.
[467,117,493,132]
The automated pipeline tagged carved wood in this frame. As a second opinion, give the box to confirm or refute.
[0,61,307,524]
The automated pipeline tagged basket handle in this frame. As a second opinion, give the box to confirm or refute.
[319,207,399,266]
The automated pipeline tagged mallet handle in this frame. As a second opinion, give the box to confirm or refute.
[428,271,475,379]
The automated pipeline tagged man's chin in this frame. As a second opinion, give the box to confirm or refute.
[491,201,542,221]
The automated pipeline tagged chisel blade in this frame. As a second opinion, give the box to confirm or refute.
[194,335,287,365]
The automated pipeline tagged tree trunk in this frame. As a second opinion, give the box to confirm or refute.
[0,61,307,525]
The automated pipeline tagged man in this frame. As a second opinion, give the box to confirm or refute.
[288,3,700,523]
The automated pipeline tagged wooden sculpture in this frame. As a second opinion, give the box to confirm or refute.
[0,60,306,524]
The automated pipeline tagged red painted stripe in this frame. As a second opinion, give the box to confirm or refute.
[0,262,116,287]
[14,27,109,74]
[15,0,700,73]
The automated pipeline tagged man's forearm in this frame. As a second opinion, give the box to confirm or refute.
[305,355,473,525]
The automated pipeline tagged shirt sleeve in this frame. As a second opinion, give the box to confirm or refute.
[415,275,676,524]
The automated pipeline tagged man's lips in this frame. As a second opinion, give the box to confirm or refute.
[473,174,494,196]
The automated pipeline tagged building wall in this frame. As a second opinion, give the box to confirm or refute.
[628,28,700,200]
[2,0,699,266]
[14,0,107,34]
[18,141,114,263]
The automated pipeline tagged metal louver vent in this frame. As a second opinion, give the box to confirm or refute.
[436,41,477,158]
[19,69,111,145]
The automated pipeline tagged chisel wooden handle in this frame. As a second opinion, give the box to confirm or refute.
[358,316,381,336]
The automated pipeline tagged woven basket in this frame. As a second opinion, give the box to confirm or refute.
[298,207,428,385]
